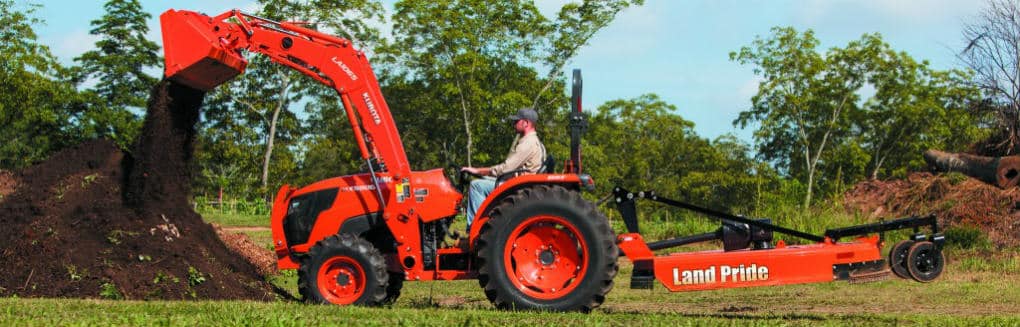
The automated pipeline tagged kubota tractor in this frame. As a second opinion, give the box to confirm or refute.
[160,9,945,312]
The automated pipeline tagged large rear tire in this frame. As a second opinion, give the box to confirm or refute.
[476,185,618,312]
[298,234,390,305]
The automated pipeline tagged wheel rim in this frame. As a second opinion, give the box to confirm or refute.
[912,247,940,277]
[503,215,589,300]
[317,256,366,304]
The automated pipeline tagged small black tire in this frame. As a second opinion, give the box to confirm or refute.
[906,241,945,283]
[888,240,915,279]
[476,185,618,312]
[298,234,389,305]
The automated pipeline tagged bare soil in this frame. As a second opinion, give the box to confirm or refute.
[0,80,276,300]
[845,172,1020,247]
[213,224,277,277]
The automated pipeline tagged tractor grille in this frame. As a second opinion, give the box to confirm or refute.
[283,188,339,246]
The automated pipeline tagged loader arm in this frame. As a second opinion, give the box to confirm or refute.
[161,9,411,182]
[160,9,429,271]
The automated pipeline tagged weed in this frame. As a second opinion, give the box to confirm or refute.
[81,174,99,188]
[944,172,969,185]
[53,183,67,200]
[99,283,122,300]
[137,254,152,262]
[188,267,206,286]
[152,272,177,285]
[65,265,84,281]
[106,230,138,245]
[945,226,993,251]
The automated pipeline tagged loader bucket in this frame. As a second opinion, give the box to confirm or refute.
[159,9,247,91]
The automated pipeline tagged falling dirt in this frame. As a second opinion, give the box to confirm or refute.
[844,172,1020,247]
[0,80,276,300]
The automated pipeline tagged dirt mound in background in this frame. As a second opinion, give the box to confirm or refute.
[0,80,276,300]
[845,172,1020,247]
[0,170,16,200]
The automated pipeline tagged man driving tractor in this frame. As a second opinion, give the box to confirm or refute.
[460,107,546,231]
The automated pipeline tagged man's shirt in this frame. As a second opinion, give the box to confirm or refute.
[490,132,544,176]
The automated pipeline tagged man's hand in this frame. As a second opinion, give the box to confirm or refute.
[461,167,481,175]
[461,167,489,176]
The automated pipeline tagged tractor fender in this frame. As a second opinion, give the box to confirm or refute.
[467,174,592,249]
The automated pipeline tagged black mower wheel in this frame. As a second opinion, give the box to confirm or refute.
[298,234,390,305]
[476,185,618,312]
[906,241,944,283]
[888,240,915,279]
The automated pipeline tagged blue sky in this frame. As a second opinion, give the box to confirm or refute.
[33,0,982,143]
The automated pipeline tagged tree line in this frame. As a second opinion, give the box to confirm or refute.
[2,0,1009,217]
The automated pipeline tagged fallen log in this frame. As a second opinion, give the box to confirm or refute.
[923,150,1020,189]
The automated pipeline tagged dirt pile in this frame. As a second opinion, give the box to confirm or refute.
[845,172,1020,247]
[0,80,276,300]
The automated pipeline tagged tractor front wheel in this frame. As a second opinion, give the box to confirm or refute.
[476,185,618,312]
[298,234,390,306]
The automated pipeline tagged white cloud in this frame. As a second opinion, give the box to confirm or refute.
[534,0,573,17]
[53,29,100,63]
[796,0,980,25]
[738,76,762,99]
[579,3,665,58]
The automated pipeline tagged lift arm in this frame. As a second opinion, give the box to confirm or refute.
[160,9,412,184]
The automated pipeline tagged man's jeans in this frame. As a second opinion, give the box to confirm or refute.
[466,177,496,231]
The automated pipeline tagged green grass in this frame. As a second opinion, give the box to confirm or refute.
[200,211,268,227]
[175,206,1020,325]
[4,264,1019,326]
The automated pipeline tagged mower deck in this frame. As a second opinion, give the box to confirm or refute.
[612,187,945,291]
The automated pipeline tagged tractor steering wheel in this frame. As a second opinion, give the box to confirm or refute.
[448,165,483,192]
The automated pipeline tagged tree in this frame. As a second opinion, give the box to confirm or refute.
[378,0,639,169]
[530,0,643,109]
[859,47,981,180]
[196,0,384,199]
[961,0,1020,155]
[72,0,160,149]
[585,94,765,215]
[731,27,870,208]
[382,0,550,167]
[0,0,82,168]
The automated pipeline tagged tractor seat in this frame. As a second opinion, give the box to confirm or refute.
[495,154,556,186]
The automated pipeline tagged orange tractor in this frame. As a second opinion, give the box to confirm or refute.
[160,9,945,312]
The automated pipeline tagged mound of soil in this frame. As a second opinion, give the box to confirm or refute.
[0,80,276,300]
[845,172,1020,247]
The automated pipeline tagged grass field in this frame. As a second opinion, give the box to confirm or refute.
[4,211,1018,326]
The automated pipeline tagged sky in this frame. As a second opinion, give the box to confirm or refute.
[31,0,984,143]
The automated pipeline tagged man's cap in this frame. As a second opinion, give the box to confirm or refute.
[507,107,538,123]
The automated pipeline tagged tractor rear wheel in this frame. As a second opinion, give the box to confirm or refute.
[476,185,618,312]
[298,234,390,305]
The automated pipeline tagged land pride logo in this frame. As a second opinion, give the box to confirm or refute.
[672,264,769,285]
